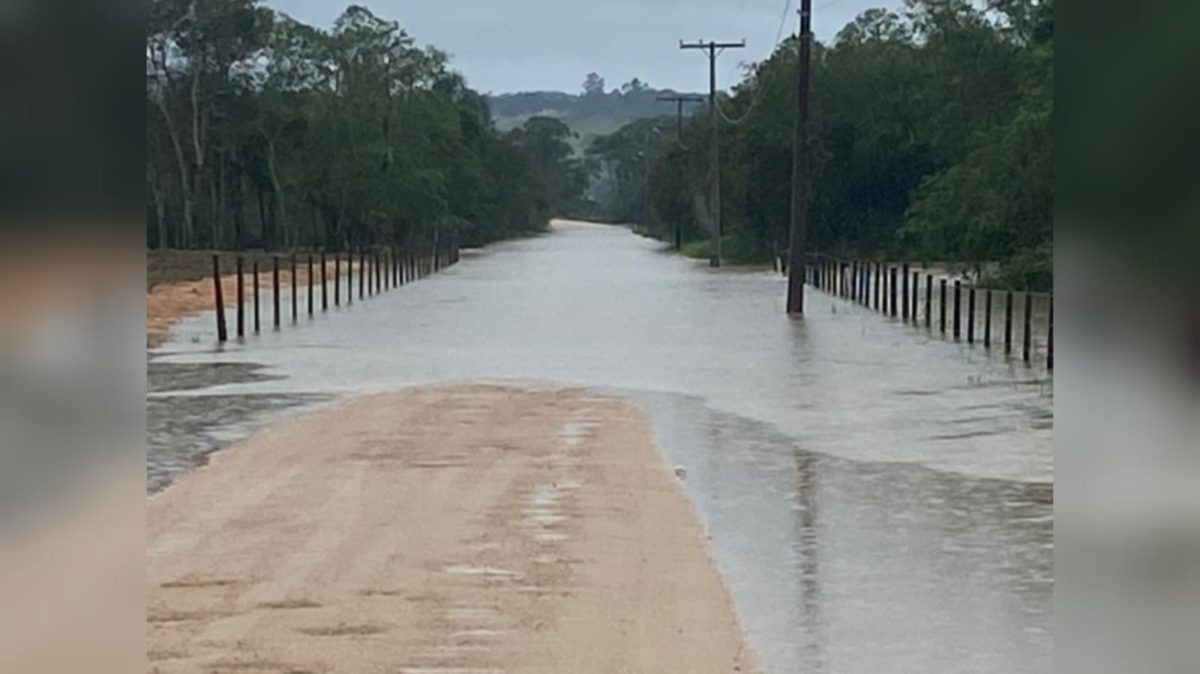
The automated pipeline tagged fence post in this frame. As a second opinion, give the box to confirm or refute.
[889,266,898,317]
[1047,296,1054,370]
[359,248,366,300]
[272,256,281,330]
[1023,292,1033,363]
[953,280,962,339]
[851,261,858,301]
[319,250,328,311]
[874,262,881,310]
[291,253,298,322]
[967,286,976,344]
[346,251,353,305]
[901,263,910,320]
[925,274,933,328]
[984,289,992,348]
[331,251,338,308]
[235,256,244,339]
[213,255,227,342]
[1004,291,1014,354]
[912,271,919,322]
[939,278,947,333]
[307,254,314,316]
[253,258,260,333]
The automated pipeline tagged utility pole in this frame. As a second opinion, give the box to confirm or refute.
[657,93,705,143]
[656,93,704,250]
[680,39,745,268]
[785,0,812,315]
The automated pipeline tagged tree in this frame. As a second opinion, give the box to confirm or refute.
[146,1,573,252]
[583,72,606,97]
[588,0,1053,286]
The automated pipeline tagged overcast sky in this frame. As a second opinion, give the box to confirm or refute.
[268,0,902,94]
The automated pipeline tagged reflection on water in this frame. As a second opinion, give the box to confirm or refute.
[149,223,1052,673]
[629,390,1050,673]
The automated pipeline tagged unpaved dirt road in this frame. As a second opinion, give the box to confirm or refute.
[147,382,758,674]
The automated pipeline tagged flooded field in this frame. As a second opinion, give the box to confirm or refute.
[149,222,1052,673]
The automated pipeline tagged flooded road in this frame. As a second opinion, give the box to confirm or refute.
[149,221,1052,673]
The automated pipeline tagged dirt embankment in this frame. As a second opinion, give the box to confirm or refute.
[147,382,759,674]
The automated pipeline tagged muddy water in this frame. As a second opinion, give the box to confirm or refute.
[149,223,1052,673]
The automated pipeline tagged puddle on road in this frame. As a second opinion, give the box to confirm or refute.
[147,374,329,494]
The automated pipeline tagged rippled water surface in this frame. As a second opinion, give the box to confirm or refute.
[150,223,1052,673]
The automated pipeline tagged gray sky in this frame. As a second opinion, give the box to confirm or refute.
[267,0,902,94]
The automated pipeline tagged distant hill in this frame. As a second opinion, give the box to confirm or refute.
[485,76,703,152]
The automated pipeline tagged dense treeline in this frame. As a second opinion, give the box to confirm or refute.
[147,1,584,252]
[590,0,1053,289]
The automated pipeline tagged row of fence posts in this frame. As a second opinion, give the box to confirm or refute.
[806,255,1052,370]
[211,237,460,342]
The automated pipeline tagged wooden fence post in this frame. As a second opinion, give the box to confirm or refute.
[253,259,260,333]
[291,253,298,322]
[359,248,366,300]
[953,280,962,339]
[213,255,227,342]
[874,262,881,311]
[272,256,280,330]
[901,263,910,320]
[907,268,916,319]
[307,254,314,316]
[1047,296,1054,370]
[984,289,992,348]
[939,278,947,333]
[324,250,331,310]
[925,274,933,328]
[890,266,898,317]
[1004,291,1014,354]
[967,286,976,344]
[235,256,244,339]
[1023,292,1033,363]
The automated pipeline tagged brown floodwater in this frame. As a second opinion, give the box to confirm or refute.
[149,223,1052,673]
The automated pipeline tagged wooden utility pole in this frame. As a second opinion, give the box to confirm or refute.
[785,0,813,315]
[656,93,705,250]
[657,93,705,143]
[680,39,745,268]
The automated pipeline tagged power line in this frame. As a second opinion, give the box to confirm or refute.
[713,0,794,127]
[774,0,795,46]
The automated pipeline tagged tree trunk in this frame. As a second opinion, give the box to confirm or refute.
[209,153,220,249]
[257,187,268,247]
[265,136,289,250]
[190,65,207,248]
[233,168,246,249]
[154,99,193,248]
[149,167,168,249]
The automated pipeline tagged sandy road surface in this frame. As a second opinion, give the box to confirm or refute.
[147,382,758,674]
